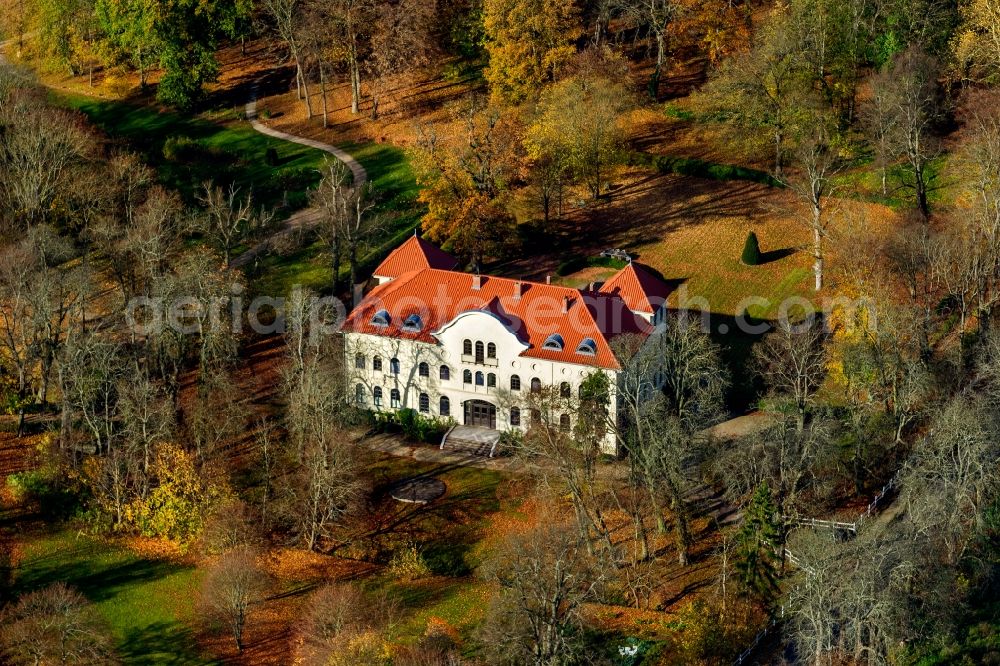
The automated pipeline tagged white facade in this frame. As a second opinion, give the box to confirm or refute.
[344,309,619,452]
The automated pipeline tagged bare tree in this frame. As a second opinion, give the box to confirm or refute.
[863,46,943,219]
[260,0,313,116]
[197,182,273,267]
[0,583,117,665]
[902,396,1000,566]
[720,415,837,541]
[311,160,380,293]
[200,499,262,555]
[116,371,175,486]
[780,108,845,291]
[754,318,828,432]
[0,100,95,226]
[620,0,678,98]
[296,582,399,666]
[519,384,616,556]
[365,0,435,120]
[200,546,271,652]
[479,521,606,666]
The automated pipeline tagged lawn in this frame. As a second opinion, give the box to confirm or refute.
[55,92,329,213]
[11,529,214,665]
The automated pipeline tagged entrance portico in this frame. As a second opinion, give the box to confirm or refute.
[463,399,497,429]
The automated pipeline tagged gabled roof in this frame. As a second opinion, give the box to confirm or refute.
[599,262,671,315]
[372,234,458,279]
[342,269,652,370]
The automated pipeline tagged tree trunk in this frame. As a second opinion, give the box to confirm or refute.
[332,236,342,294]
[348,242,360,296]
[350,43,361,114]
[318,62,329,128]
[812,217,823,291]
[298,61,313,119]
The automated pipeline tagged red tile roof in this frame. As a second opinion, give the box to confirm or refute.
[372,235,458,279]
[343,269,654,370]
[599,262,671,315]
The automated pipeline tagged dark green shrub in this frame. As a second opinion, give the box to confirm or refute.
[742,231,761,265]
[162,135,199,161]
[391,409,450,443]
[556,256,588,276]
[6,469,83,520]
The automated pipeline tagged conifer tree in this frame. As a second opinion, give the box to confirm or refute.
[741,230,761,265]
[734,481,781,603]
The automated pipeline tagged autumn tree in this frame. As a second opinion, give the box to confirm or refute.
[0,583,117,665]
[413,100,522,264]
[200,545,271,652]
[94,0,160,88]
[955,0,1000,82]
[526,48,633,201]
[482,0,583,103]
[695,3,812,178]
[35,0,98,78]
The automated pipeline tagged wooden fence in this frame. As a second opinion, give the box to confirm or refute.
[731,471,902,665]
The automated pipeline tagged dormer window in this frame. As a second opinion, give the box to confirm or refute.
[371,309,390,327]
[402,313,422,332]
[576,337,597,355]
[542,333,564,351]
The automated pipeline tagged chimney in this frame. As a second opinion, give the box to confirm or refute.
[472,274,482,290]
[562,296,569,314]
[513,281,523,301]
[546,275,552,285]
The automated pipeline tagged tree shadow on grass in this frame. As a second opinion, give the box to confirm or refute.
[12,538,189,605]
[118,621,216,665]
[758,247,797,265]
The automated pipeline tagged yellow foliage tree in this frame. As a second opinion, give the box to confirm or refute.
[955,0,1000,82]
[412,104,523,264]
[483,0,583,103]
[525,53,632,200]
[125,442,228,542]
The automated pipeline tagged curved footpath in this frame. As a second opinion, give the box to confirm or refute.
[233,86,368,268]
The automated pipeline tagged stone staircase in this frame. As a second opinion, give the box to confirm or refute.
[440,425,502,457]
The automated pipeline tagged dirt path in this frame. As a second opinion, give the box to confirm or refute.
[233,85,368,269]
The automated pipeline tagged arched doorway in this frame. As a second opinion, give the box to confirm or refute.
[463,399,496,429]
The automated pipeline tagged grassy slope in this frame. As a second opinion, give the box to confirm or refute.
[11,530,214,665]
[55,92,328,213]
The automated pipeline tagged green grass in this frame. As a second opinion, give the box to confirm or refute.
[249,141,425,298]
[54,92,328,213]
[355,453,513,646]
[11,529,214,665]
